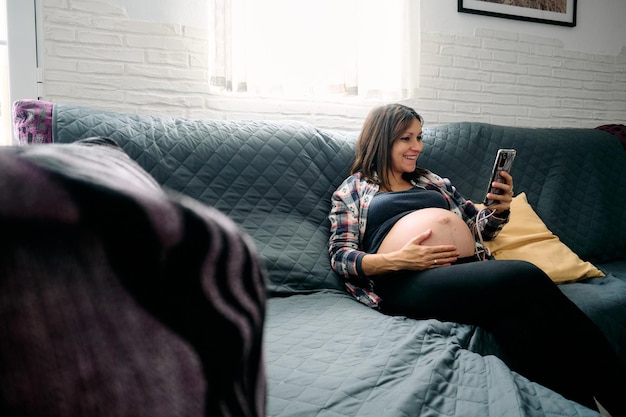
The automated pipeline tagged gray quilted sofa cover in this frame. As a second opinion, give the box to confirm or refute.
[19,101,626,416]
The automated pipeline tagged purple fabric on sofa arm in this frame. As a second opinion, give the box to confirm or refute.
[595,124,626,152]
[12,99,54,145]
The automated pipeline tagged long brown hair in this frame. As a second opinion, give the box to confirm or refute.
[350,103,426,190]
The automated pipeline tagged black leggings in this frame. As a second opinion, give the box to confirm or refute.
[372,260,626,414]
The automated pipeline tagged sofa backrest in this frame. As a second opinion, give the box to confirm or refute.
[51,103,356,295]
[419,122,626,264]
[43,102,626,294]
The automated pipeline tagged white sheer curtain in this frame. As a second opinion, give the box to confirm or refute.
[209,0,419,100]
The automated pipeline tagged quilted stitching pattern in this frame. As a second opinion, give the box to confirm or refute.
[419,123,626,263]
[53,108,626,278]
[50,103,625,416]
[559,274,626,362]
[265,293,600,417]
[51,105,626,350]
[53,104,357,294]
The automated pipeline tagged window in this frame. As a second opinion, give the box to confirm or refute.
[208,0,420,101]
[1,0,10,144]
[2,0,40,145]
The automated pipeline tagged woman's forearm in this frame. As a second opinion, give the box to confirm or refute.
[360,252,403,276]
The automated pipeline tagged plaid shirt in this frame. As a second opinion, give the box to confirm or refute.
[328,171,509,308]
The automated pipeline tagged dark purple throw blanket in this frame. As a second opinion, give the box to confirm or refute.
[0,138,267,417]
[596,123,626,152]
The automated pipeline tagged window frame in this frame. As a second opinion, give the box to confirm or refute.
[4,0,41,144]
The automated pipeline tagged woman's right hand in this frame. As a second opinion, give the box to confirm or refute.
[360,229,460,276]
[397,229,460,270]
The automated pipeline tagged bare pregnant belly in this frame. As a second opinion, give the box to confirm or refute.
[376,208,476,257]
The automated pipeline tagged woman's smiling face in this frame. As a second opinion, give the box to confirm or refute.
[389,118,423,178]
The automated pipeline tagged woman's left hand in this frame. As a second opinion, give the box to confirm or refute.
[486,171,514,213]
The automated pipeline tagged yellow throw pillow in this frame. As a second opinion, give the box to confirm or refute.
[480,192,604,283]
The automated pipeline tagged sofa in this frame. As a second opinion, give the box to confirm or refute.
[6,100,626,417]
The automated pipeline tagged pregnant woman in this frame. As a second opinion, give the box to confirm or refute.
[328,103,626,416]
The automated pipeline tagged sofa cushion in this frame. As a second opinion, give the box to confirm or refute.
[265,292,599,417]
[482,193,604,283]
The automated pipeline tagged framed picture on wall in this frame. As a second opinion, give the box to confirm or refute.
[458,0,577,27]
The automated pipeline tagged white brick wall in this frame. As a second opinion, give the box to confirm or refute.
[42,0,212,119]
[41,0,626,130]
[414,30,626,128]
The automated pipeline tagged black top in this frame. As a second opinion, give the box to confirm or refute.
[362,187,448,253]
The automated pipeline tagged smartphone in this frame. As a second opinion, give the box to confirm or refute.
[483,148,516,206]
